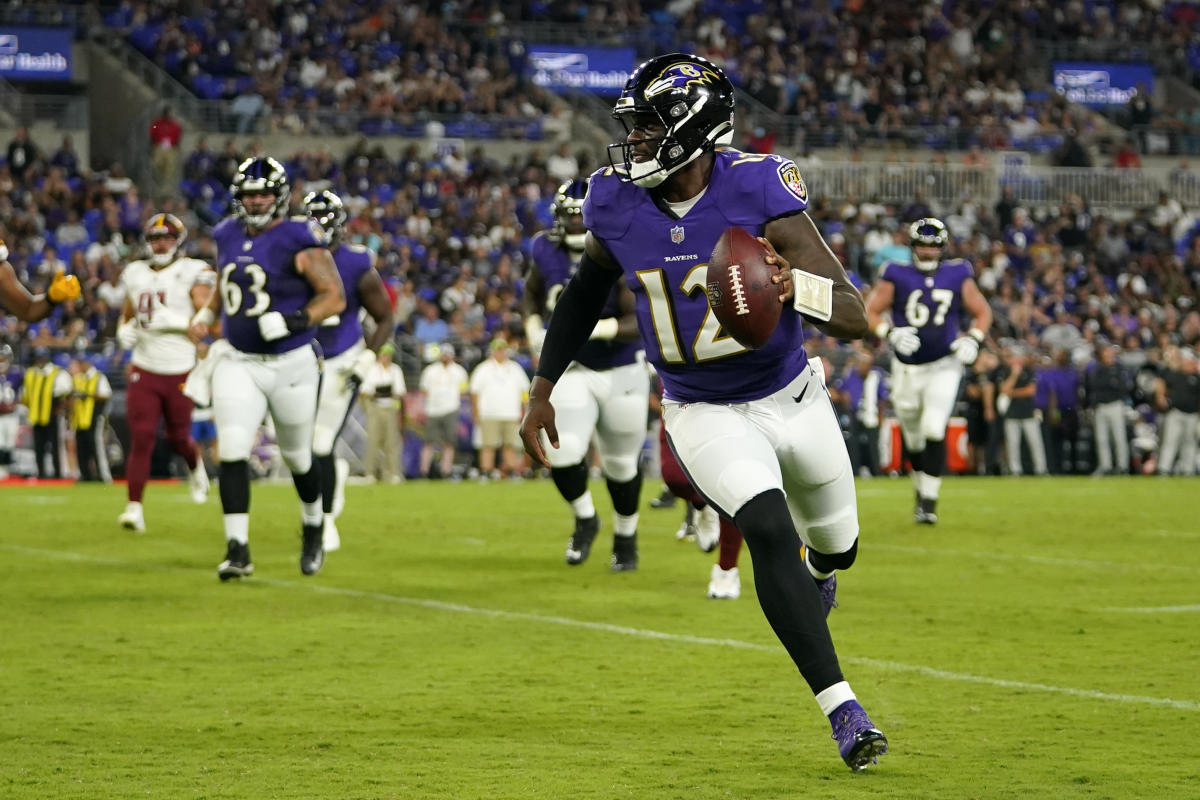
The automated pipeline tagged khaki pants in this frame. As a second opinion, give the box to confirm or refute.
[364,400,399,481]
[151,147,179,185]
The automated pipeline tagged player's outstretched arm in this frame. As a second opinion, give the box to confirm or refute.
[764,212,868,340]
[295,247,347,324]
[0,261,79,322]
[520,233,621,466]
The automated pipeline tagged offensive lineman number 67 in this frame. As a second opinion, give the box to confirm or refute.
[220,262,270,317]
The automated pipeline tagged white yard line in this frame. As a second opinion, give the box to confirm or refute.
[1099,605,1200,613]
[5,543,1198,713]
[868,542,1200,575]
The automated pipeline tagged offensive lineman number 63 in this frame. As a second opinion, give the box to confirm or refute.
[220,262,270,317]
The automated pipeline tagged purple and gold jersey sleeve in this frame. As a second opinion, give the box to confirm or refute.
[316,243,373,358]
[216,217,324,355]
[884,259,970,365]
[716,151,808,230]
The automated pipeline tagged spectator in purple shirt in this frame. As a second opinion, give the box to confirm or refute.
[831,350,889,477]
[1037,349,1082,474]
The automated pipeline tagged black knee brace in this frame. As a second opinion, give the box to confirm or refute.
[807,538,859,572]
[606,470,643,517]
[551,461,589,503]
[315,453,336,513]
[923,438,946,478]
[219,460,250,514]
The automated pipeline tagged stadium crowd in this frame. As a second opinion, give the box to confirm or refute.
[102,0,1200,153]
[0,123,1197,479]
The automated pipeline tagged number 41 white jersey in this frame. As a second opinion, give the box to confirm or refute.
[121,257,216,374]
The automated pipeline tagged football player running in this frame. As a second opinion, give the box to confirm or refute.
[519,53,887,772]
[0,238,80,320]
[189,157,345,580]
[865,218,992,524]
[116,213,215,533]
[303,189,396,552]
[524,179,649,570]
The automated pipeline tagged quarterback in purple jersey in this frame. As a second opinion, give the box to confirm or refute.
[188,157,345,581]
[519,52,887,772]
[524,179,648,569]
[865,218,992,524]
[304,190,396,553]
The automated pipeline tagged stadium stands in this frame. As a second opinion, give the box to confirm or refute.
[0,1,1198,477]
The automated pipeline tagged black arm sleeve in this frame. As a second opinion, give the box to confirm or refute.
[535,251,621,384]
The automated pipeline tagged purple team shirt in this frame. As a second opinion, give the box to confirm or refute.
[316,243,373,359]
[880,258,972,365]
[214,216,325,355]
[530,230,640,371]
[583,148,811,403]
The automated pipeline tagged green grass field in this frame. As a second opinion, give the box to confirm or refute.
[2,476,1197,799]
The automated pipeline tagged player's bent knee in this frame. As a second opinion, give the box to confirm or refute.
[216,428,254,462]
[733,489,796,550]
[545,432,588,467]
[600,453,638,483]
[280,448,312,475]
[312,425,337,457]
[808,538,859,571]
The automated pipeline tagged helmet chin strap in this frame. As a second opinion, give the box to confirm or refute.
[150,251,177,267]
[629,143,708,188]
[914,256,940,272]
[564,233,586,251]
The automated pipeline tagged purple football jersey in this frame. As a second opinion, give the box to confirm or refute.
[530,230,640,371]
[880,258,972,364]
[316,243,373,358]
[583,148,810,403]
[214,216,326,355]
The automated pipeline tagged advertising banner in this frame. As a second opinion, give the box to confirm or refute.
[0,27,72,81]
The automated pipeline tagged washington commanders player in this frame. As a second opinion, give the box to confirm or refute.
[525,179,648,570]
[303,189,396,552]
[519,53,887,771]
[865,218,992,524]
[116,213,214,533]
[189,157,345,580]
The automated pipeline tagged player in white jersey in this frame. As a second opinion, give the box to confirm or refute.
[115,213,215,532]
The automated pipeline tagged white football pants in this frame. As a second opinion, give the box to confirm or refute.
[890,354,963,450]
[213,345,320,474]
[313,341,363,457]
[662,362,858,555]
[543,360,649,482]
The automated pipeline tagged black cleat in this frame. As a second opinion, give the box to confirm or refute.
[649,488,676,509]
[610,533,638,572]
[300,523,325,575]
[916,497,938,525]
[218,540,254,581]
[565,516,600,565]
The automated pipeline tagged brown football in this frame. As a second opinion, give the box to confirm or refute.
[705,226,782,349]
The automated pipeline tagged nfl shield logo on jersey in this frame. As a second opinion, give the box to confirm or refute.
[670,225,686,244]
